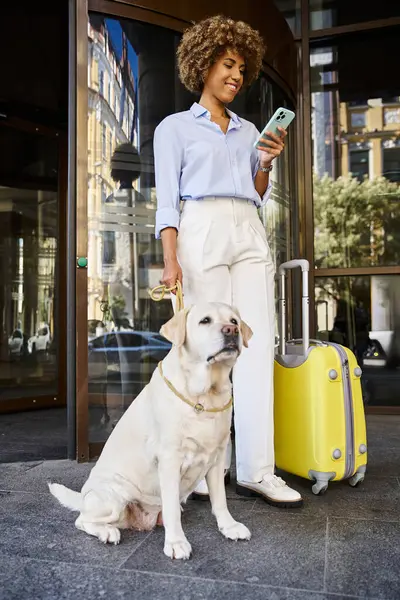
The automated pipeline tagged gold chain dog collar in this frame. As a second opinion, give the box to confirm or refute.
[158,362,233,414]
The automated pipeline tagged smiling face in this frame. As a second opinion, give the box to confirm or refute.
[202,50,245,105]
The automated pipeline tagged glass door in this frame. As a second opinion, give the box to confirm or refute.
[0,121,65,412]
[76,7,298,459]
[84,13,187,451]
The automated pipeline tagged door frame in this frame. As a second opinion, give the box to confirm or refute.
[75,0,89,461]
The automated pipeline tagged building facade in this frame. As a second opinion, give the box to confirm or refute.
[0,0,399,462]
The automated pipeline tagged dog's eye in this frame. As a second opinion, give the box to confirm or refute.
[230,318,238,325]
[199,317,212,325]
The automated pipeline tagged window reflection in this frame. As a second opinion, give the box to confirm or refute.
[231,76,295,271]
[311,30,400,269]
[87,15,183,440]
[231,75,296,342]
[0,127,59,400]
[87,14,297,440]
[273,0,301,37]
[258,78,294,271]
[309,0,399,31]
[316,275,400,406]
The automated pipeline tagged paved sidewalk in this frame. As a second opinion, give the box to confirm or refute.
[0,415,399,600]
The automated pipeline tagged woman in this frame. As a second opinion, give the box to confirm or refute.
[153,15,302,508]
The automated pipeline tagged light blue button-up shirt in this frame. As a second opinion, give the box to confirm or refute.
[153,102,272,239]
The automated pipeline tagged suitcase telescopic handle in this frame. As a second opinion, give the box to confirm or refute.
[277,259,310,356]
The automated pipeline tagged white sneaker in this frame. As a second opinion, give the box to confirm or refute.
[236,473,303,508]
[192,471,231,501]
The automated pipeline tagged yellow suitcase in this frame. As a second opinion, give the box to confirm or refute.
[274,260,367,495]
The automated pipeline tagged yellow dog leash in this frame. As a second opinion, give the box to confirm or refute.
[149,280,184,312]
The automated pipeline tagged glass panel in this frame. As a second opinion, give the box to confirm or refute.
[310,0,400,31]
[231,76,296,341]
[230,77,295,271]
[0,128,59,400]
[383,141,400,182]
[315,275,400,406]
[273,0,301,36]
[87,15,191,441]
[311,29,400,269]
[87,14,297,442]
[258,79,294,272]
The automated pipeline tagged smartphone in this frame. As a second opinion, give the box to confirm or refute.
[253,107,296,148]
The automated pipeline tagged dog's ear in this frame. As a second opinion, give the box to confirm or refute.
[240,319,253,348]
[232,306,253,349]
[160,308,189,347]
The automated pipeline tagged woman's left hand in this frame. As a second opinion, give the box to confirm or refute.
[257,126,287,166]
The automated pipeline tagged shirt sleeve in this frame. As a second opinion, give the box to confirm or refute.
[250,125,272,206]
[153,117,184,239]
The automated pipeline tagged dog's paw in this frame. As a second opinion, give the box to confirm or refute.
[164,537,192,560]
[219,521,251,541]
[98,526,121,545]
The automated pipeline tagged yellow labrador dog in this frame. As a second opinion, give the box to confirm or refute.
[49,302,252,559]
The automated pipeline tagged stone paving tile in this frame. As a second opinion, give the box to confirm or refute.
[122,502,327,593]
[326,517,400,600]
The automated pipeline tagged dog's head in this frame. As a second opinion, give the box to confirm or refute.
[160,302,253,366]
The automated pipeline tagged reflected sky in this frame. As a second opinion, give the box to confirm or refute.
[105,18,138,81]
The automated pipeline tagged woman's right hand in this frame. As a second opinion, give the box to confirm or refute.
[161,258,183,293]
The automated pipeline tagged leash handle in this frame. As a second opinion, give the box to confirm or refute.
[149,280,184,312]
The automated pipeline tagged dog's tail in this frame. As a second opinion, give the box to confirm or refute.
[48,482,82,512]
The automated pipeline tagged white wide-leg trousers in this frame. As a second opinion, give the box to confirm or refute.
[176,197,276,483]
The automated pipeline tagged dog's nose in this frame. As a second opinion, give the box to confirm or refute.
[222,324,239,337]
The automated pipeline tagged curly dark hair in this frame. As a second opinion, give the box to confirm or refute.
[177,15,265,94]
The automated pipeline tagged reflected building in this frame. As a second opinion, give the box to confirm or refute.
[87,18,137,330]
[84,13,298,438]
[310,33,400,390]
[341,97,400,183]
[87,18,165,336]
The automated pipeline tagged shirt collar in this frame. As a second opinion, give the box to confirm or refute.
[225,107,241,125]
[190,102,242,126]
[190,102,208,118]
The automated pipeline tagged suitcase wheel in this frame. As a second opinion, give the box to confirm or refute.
[349,472,365,487]
[312,481,328,495]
